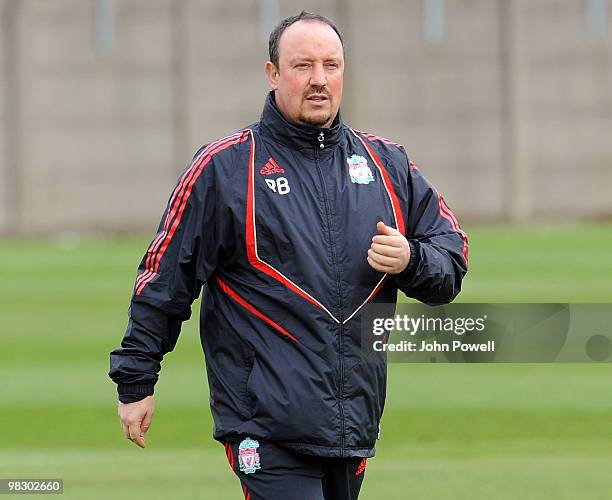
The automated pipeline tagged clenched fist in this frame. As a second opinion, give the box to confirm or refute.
[118,395,155,448]
[367,221,411,274]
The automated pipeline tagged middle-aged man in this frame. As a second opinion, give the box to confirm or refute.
[110,11,468,500]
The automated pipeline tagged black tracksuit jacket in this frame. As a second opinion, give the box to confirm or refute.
[109,92,468,458]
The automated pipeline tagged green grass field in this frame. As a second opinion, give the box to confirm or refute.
[1,224,611,499]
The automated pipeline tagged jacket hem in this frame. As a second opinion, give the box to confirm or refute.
[277,441,376,458]
[214,433,375,458]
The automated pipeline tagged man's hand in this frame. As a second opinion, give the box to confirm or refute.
[367,221,411,274]
[118,395,155,448]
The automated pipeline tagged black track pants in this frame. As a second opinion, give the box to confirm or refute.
[223,437,367,500]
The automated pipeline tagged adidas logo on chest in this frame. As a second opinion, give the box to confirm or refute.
[260,157,290,195]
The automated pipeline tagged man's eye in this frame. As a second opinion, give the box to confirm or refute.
[295,63,309,69]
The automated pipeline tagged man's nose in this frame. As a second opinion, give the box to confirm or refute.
[310,63,327,87]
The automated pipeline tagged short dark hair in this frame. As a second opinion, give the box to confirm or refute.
[268,11,345,69]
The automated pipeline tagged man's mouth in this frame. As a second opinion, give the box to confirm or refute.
[306,94,329,102]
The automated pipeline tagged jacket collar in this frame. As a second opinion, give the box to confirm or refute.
[259,91,343,152]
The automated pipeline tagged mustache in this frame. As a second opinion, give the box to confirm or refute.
[304,87,331,99]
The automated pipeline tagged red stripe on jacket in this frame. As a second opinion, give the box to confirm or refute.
[356,134,406,235]
[244,132,328,313]
[215,276,300,344]
[436,191,469,267]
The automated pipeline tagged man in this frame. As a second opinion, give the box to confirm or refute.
[109,11,468,500]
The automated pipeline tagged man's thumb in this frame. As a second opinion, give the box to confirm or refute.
[377,221,398,235]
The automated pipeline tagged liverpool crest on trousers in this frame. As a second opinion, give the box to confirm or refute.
[238,437,261,474]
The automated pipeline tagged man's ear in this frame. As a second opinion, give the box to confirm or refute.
[264,61,279,90]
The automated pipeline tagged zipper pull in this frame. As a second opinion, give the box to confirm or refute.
[318,132,325,149]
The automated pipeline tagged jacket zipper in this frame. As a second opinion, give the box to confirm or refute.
[314,131,346,456]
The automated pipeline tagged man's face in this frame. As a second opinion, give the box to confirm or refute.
[265,20,344,128]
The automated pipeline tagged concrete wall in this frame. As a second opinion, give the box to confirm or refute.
[526,0,612,218]
[13,0,177,233]
[1,0,611,234]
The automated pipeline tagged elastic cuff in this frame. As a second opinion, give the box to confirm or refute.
[405,239,419,273]
[119,393,149,404]
[117,384,154,404]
